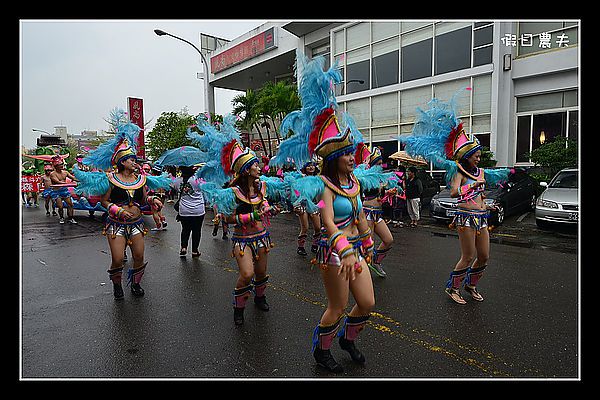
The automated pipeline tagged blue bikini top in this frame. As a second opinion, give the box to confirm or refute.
[321,175,363,229]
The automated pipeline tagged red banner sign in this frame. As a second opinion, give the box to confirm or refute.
[128,97,145,159]
[22,175,41,193]
[210,27,276,74]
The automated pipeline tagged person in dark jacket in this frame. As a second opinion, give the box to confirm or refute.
[405,167,423,227]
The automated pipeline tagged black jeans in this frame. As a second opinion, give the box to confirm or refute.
[179,214,205,251]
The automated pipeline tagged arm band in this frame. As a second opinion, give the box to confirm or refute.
[108,203,125,219]
[236,211,260,225]
[330,233,353,259]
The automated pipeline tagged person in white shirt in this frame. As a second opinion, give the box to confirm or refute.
[172,166,206,257]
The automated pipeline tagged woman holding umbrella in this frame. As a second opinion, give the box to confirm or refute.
[155,146,210,256]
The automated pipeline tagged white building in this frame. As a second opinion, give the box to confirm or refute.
[205,20,579,177]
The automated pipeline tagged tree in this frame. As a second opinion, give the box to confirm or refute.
[231,80,300,157]
[526,136,578,182]
[232,89,268,155]
[145,110,197,161]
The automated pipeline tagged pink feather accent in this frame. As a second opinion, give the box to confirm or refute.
[316,200,326,209]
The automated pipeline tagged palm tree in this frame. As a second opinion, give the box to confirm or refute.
[232,89,268,155]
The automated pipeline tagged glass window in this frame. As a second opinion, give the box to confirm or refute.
[473,46,493,66]
[373,50,399,88]
[532,112,566,152]
[516,115,531,163]
[371,92,398,126]
[473,25,493,47]
[519,22,564,36]
[400,86,431,124]
[401,38,432,82]
[372,21,399,42]
[474,22,493,29]
[433,78,471,116]
[346,98,370,129]
[346,46,370,94]
[568,110,578,140]
[434,26,472,75]
[472,115,491,134]
[517,22,578,56]
[401,21,431,33]
[372,127,399,144]
[563,90,578,107]
[517,92,563,113]
[371,139,399,162]
[472,74,492,114]
[476,133,490,149]
[333,30,345,55]
[346,22,370,50]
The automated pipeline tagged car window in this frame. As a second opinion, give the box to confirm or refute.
[550,171,578,189]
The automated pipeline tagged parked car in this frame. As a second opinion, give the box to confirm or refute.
[535,168,578,228]
[429,167,537,226]
[417,170,442,207]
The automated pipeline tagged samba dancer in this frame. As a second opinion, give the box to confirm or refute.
[399,92,510,305]
[74,109,171,299]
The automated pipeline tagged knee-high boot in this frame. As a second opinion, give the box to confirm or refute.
[233,284,253,325]
[338,314,370,363]
[310,232,320,253]
[127,262,147,297]
[107,266,124,299]
[312,317,344,373]
[445,267,468,304]
[252,275,270,311]
[297,234,307,256]
[464,265,486,301]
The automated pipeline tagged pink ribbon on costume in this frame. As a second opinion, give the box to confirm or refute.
[380,191,395,206]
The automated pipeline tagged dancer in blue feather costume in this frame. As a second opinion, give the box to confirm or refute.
[275,51,384,373]
[398,90,511,305]
[186,113,286,326]
[74,108,172,300]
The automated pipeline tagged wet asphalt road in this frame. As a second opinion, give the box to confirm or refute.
[20,204,579,380]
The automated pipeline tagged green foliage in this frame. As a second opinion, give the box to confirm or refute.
[231,80,300,156]
[145,111,197,161]
[478,147,497,168]
[525,136,578,181]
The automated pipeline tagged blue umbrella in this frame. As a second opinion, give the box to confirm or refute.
[154,146,207,167]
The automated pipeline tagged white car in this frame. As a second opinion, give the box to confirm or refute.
[535,168,578,228]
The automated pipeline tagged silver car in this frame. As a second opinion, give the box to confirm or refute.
[535,168,578,228]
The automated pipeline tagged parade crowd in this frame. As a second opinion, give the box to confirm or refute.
[22,52,509,374]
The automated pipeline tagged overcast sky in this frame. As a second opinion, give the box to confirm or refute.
[20,19,268,150]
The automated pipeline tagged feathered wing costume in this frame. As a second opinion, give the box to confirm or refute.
[398,89,509,187]
[73,108,172,298]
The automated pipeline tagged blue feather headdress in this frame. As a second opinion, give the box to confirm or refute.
[399,89,509,186]
[187,113,251,187]
[273,50,343,168]
[83,108,140,171]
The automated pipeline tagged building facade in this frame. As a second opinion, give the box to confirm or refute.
[206,20,579,178]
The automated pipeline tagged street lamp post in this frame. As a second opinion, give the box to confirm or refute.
[154,29,214,122]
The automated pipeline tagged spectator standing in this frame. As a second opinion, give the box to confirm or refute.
[172,166,206,257]
[405,167,423,227]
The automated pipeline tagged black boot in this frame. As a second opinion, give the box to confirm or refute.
[254,295,270,311]
[131,282,145,297]
[107,267,124,300]
[233,307,245,325]
[313,348,343,373]
[297,247,307,256]
[339,336,365,364]
[113,283,124,300]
